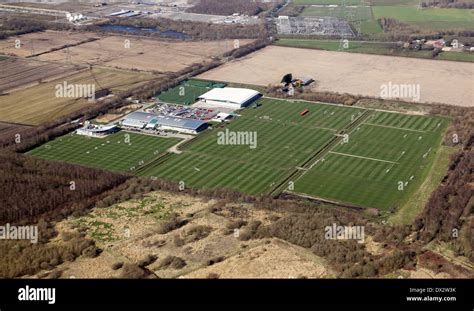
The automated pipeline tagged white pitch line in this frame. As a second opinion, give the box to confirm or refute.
[363,123,427,133]
[329,151,399,164]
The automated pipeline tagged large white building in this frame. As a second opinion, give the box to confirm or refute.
[198,87,261,110]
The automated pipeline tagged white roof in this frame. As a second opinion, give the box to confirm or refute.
[216,112,231,118]
[199,88,261,106]
[77,125,117,133]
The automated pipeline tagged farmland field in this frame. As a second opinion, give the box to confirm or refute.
[367,0,418,5]
[0,58,82,93]
[198,46,474,107]
[0,67,157,125]
[294,0,364,4]
[437,51,474,62]
[0,30,99,58]
[28,132,181,173]
[292,111,449,210]
[35,35,255,73]
[138,98,362,194]
[0,31,254,73]
[359,20,384,34]
[273,38,457,60]
[158,79,226,105]
[372,6,474,31]
[373,6,473,22]
[302,6,373,21]
[274,38,431,56]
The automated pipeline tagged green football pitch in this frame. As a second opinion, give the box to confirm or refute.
[138,98,448,210]
[138,98,363,194]
[28,132,181,173]
[157,79,226,105]
[28,97,449,210]
[293,111,449,209]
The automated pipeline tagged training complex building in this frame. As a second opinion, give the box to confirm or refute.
[76,124,119,137]
[122,111,208,135]
[121,86,261,134]
[198,87,262,110]
[93,86,262,136]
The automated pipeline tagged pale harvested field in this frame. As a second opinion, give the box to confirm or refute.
[0,67,157,125]
[36,36,255,73]
[0,58,82,93]
[0,30,99,58]
[199,46,474,107]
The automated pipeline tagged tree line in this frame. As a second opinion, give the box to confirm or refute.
[0,151,129,225]
[0,15,269,41]
[0,16,75,40]
[0,17,46,40]
[422,0,474,8]
[266,85,361,106]
[89,17,268,40]
[186,0,272,16]
[413,136,473,261]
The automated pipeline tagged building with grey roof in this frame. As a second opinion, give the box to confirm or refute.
[122,111,208,134]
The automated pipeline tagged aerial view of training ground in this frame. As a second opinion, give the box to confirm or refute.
[0,0,472,306]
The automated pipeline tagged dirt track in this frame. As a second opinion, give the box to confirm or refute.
[199,46,474,107]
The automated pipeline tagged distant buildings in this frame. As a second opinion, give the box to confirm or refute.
[66,12,85,23]
[109,10,142,18]
[402,38,473,53]
[276,16,354,37]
